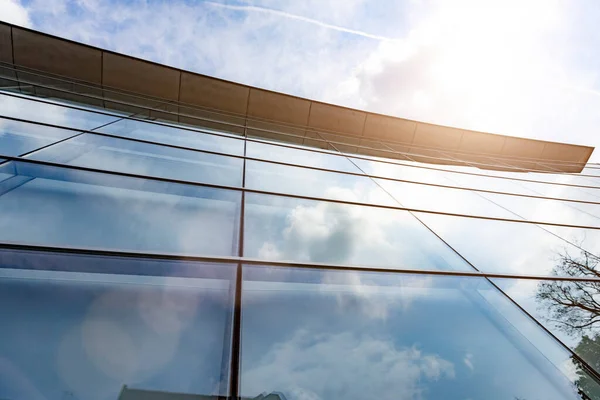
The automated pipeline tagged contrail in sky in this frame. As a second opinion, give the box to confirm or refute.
[206,1,394,41]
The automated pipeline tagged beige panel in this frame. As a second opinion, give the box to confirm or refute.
[33,85,105,108]
[363,114,416,143]
[247,128,304,145]
[303,131,331,150]
[103,53,179,100]
[177,105,246,132]
[501,137,545,159]
[247,119,307,140]
[180,72,249,115]
[459,130,506,155]
[15,68,103,97]
[308,102,366,136]
[413,123,463,150]
[386,142,414,158]
[0,24,12,64]
[540,142,594,163]
[247,88,310,125]
[178,115,245,135]
[12,28,101,83]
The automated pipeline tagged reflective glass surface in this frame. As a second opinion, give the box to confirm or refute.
[7,68,600,400]
[0,93,118,130]
[376,178,515,218]
[0,118,79,157]
[246,160,398,206]
[244,193,473,271]
[481,191,600,226]
[97,118,244,156]
[494,276,600,388]
[241,266,596,399]
[28,133,243,187]
[0,249,235,400]
[247,141,361,173]
[0,161,240,255]
[416,212,593,275]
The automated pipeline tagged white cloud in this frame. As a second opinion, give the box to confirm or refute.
[242,329,455,400]
[0,0,31,27]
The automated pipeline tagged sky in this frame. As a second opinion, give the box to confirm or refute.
[2,0,600,160]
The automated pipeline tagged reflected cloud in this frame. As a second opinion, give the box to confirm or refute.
[242,329,455,400]
[248,191,469,272]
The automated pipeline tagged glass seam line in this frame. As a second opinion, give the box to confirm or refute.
[2,114,600,201]
[0,70,590,172]
[16,99,158,159]
[0,89,592,177]
[5,154,600,231]
[3,241,600,282]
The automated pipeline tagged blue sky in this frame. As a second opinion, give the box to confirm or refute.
[3,0,600,159]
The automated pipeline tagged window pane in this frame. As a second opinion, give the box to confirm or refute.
[244,193,472,271]
[247,141,361,173]
[29,133,243,187]
[494,277,600,388]
[479,191,600,227]
[97,119,244,156]
[375,178,515,218]
[0,93,118,130]
[241,266,595,399]
[417,212,591,275]
[0,161,240,255]
[0,118,80,157]
[0,249,234,400]
[245,160,397,206]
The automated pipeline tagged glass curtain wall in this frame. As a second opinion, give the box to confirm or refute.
[2,74,600,400]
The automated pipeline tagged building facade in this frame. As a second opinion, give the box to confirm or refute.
[1,22,600,400]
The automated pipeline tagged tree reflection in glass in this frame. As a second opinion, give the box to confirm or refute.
[494,249,600,399]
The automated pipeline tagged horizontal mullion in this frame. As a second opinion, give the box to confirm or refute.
[0,241,599,282]
[3,154,600,231]
[3,114,600,207]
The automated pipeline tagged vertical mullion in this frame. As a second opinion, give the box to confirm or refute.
[229,130,247,399]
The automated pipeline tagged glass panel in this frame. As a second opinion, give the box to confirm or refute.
[351,156,459,186]
[495,276,600,390]
[375,178,515,218]
[542,225,600,259]
[0,249,234,400]
[416,212,594,275]
[247,141,361,173]
[481,191,600,227]
[244,193,472,271]
[0,93,118,130]
[583,167,600,177]
[29,133,243,187]
[97,118,244,156]
[486,168,600,191]
[241,266,596,399]
[353,156,600,203]
[0,161,240,255]
[245,160,397,206]
[0,118,80,157]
